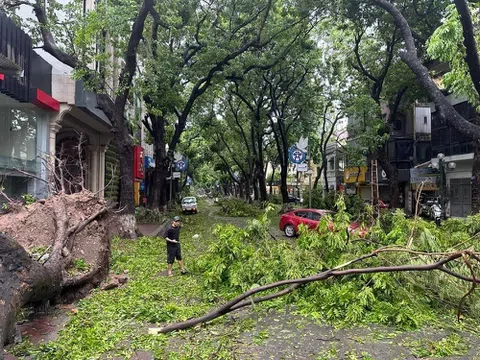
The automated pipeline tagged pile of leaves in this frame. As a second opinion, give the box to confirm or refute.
[198,197,480,329]
[215,197,263,217]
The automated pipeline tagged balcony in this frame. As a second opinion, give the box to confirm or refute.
[0,11,32,102]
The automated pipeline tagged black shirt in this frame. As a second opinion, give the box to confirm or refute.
[165,224,180,246]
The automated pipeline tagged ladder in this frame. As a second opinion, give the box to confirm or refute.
[371,159,379,206]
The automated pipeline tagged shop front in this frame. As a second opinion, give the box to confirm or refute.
[0,12,59,200]
[0,93,50,198]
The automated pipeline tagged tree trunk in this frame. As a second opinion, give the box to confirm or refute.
[0,234,62,351]
[111,109,136,238]
[269,166,276,195]
[239,180,244,199]
[323,160,329,195]
[257,161,268,202]
[377,147,400,208]
[280,166,289,204]
[253,178,259,201]
[313,166,322,190]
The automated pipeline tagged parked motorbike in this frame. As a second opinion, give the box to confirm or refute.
[420,199,442,225]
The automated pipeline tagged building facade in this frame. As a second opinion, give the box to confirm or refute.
[0,12,59,200]
[431,95,476,217]
[0,11,114,201]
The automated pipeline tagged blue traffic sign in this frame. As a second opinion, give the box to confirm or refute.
[288,145,306,164]
[175,157,189,172]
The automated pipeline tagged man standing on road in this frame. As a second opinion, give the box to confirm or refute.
[165,216,186,276]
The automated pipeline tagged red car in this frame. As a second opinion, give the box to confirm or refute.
[279,208,366,238]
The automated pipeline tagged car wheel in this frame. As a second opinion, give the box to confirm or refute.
[284,224,295,238]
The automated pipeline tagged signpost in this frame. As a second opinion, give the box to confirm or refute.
[297,163,308,172]
[288,145,307,164]
[288,138,309,201]
[410,168,440,191]
[306,169,314,208]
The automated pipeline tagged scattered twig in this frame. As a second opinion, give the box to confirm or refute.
[94,164,117,197]
[457,254,477,321]
[408,180,425,248]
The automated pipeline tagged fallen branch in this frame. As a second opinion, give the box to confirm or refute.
[157,250,479,334]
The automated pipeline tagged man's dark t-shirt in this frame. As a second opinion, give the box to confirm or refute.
[165,225,180,246]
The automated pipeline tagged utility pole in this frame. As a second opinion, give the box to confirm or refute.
[170,164,173,207]
[306,138,312,208]
[439,157,445,220]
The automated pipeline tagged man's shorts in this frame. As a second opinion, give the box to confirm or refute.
[167,245,182,264]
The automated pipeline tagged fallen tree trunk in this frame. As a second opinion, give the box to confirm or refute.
[0,234,62,348]
[0,192,112,356]
[157,248,480,334]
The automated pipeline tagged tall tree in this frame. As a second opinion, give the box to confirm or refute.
[372,0,480,214]
[140,0,275,208]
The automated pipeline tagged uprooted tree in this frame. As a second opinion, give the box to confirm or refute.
[0,140,118,354]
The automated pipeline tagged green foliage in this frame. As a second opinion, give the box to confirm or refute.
[10,201,480,359]
[427,3,480,109]
[405,333,468,358]
[199,195,480,329]
[21,193,36,205]
[310,190,369,221]
[72,258,89,272]
[216,198,263,217]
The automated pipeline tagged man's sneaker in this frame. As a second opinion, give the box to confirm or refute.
[181,270,187,275]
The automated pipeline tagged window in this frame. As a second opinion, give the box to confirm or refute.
[295,211,308,218]
[0,107,38,172]
[328,158,335,171]
[310,212,321,221]
[0,96,47,200]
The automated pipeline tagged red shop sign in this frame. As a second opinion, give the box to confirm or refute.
[133,145,145,180]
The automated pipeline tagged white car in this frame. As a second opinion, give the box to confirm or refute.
[182,197,198,214]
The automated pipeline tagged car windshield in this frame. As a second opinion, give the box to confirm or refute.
[182,198,196,204]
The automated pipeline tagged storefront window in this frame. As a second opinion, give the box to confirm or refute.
[0,107,40,172]
[0,95,48,200]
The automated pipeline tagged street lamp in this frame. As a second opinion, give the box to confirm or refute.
[431,153,456,220]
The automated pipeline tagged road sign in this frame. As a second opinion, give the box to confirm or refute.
[173,172,181,179]
[175,158,188,172]
[288,145,306,164]
[297,163,308,172]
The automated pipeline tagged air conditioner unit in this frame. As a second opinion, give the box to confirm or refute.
[414,105,432,137]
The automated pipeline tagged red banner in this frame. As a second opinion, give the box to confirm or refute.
[133,146,145,180]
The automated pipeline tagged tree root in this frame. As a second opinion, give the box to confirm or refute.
[0,191,111,354]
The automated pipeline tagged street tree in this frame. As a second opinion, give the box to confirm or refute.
[139,0,274,208]
[426,3,480,212]
[371,0,480,214]
[326,1,444,209]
